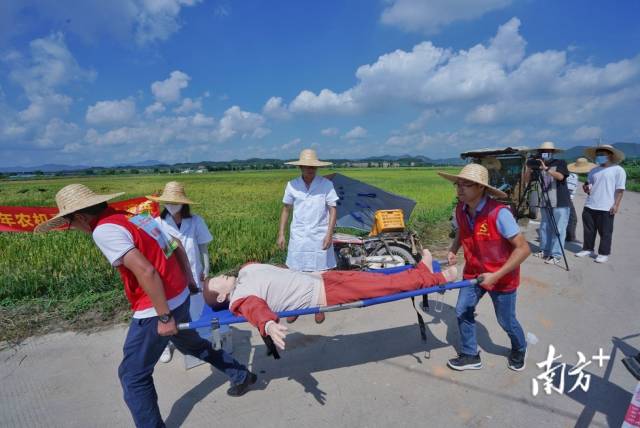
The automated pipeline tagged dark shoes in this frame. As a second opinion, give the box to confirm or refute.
[447,353,482,371]
[508,349,527,371]
[227,372,257,397]
[286,316,298,324]
[315,313,325,324]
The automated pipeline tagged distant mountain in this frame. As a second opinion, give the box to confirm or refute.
[559,142,640,161]
[3,143,636,174]
[0,163,92,173]
[113,160,166,168]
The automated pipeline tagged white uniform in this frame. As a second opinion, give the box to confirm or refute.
[156,213,217,359]
[283,176,339,271]
[155,214,213,288]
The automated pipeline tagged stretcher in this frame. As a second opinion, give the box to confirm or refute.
[177,262,478,358]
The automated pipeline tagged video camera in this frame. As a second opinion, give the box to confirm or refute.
[526,154,544,170]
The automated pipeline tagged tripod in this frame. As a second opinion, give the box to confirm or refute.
[519,168,570,271]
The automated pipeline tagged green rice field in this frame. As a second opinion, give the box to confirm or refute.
[0,168,457,342]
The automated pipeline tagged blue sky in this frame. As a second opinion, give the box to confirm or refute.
[1,0,639,167]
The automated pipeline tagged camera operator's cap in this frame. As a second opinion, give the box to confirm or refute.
[568,157,597,174]
[284,149,332,167]
[146,181,198,205]
[438,163,507,199]
[536,141,564,152]
[584,144,625,164]
[34,184,124,233]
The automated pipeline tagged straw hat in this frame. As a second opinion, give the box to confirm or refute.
[146,181,198,205]
[438,163,507,199]
[568,157,597,174]
[535,141,564,152]
[284,149,332,167]
[584,144,625,164]
[34,184,124,233]
[480,157,502,171]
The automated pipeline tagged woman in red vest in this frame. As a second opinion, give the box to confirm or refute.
[439,164,531,372]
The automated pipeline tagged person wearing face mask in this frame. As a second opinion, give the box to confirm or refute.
[576,145,626,263]
[35,184,256,428]
[148,182,213,364]
[277,149,338,324]
[524,141,571,265]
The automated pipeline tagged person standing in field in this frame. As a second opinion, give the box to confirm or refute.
[576,144,626,263]
[277,149,338,324]
[566,158,596,243]
[440,164,531,372]
[147,181,214,364]
[36,184,256,428]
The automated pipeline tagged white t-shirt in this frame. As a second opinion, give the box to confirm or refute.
[585,165,626,211]
[93,223,189,319]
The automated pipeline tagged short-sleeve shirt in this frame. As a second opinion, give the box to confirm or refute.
[93,223,189,319]
[585,165,626,211]
[541,158,570,208]
[451,197,520,239]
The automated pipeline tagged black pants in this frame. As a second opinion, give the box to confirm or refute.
[582,207,615,255]
[566,199,578,242]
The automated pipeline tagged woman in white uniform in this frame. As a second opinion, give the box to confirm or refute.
[277,149,339,324]
[148,181,213,363]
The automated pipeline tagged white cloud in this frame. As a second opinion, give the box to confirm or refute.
[466,104,498,124]
[36,118,81,148]
[6,33,94,123]
[18,93,72,122]
[343,126,368,140]
[1,0,202,46]
[174,97,202,114]
[289,89,358,114]
[381,0,511,34]
[151,70,190,104]
[321,127,339,136]
[281,138,302,150]
[262,96,291,119]
[144,101,165,116]
[86,98,136,125]
[572,126,602,141]
[217,106,270,141]
[192,112,215,126]
[498,128,525,145]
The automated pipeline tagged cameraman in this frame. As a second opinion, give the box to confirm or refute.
[524,141,570,265]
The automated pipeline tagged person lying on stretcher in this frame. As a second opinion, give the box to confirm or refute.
[203,249,457,350]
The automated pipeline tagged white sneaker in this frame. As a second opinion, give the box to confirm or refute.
[575,250,592,258]
[533,251,546,258]
[545,256,563,265]
[594,255,609,263]
[159,344,173,363]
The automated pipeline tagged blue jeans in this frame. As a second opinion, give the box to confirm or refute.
[118,298,248,428]
[540,206,569,257]
[455,284,526,356]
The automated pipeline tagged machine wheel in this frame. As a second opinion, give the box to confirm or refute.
[374,244,417,266]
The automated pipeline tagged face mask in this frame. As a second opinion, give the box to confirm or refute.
[541,152,553,161]
[595,155,609,165]
[165,204,183,216]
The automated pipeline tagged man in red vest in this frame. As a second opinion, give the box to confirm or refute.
[36,184,256,428]
[438,164,531,371]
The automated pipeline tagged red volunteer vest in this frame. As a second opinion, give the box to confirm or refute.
[456,198,519,292]
[96,209,187,311]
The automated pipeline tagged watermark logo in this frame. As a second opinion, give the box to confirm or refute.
[532,345,610,396]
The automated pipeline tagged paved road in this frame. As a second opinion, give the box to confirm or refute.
[2,188,639,428]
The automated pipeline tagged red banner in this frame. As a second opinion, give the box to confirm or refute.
[0,197,160,232]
